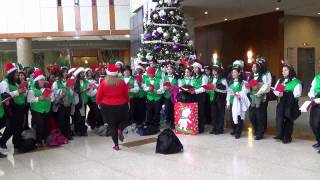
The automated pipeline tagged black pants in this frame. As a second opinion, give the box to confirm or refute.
[205,93,211,124]
[262,100,269,130]
[131,97,146,126]
[164,98,174,128]
[0,105,25,148]
[101,104,129,146]
[56,106,72,139]
[230,115,243,137]
[249,106,265,137]
[196,93,206,133]
[0,117,5,131]
[31,111,49,144]
[310,105,320,144]
[73,105,88,136]
[210,100,226,133]
[87,101,103,129]
[146,100,162,129]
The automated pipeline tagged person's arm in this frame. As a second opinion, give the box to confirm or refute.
[27,90,39,103]
[195,76,208,94]
[130,80,139,93]
[308,78,316,99]
[96,81,105,104]
[293,83,302,98]
[0,81,19,97]
[156,79,164,94]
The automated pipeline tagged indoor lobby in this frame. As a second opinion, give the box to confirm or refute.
[1,0,320,180]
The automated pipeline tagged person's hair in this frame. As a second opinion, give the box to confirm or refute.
[74,73,83,93]
[58,68,68,80]
[123,65,132,75]
[249,63,262,82]
[185,67,193,75]
[6,70,17,85]
[105,75,121,87]
[34,81,41,89]
[229,68,244,85]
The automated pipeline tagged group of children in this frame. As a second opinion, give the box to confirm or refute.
[0,56,320,158]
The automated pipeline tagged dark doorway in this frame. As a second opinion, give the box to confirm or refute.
[297,48,315,95]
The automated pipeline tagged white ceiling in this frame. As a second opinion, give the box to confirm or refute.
[182,0,320,26]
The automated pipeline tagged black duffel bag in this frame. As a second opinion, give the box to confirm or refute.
[156,129,183,155]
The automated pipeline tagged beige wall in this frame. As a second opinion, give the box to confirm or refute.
[284,15,320,74]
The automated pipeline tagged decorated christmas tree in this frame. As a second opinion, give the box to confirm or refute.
[137,0,196,64]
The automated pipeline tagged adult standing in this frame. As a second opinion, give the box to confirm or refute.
[97,64,129,151]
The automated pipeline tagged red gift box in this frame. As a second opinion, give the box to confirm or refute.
[19,80,28,89]
[275,83,285,93]
[202,84,215,91]
[42,89,52,97]
[174,102,198,135]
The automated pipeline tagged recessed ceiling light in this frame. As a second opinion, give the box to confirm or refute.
[74,36,80,39]
[276,7,280,11]
[224,18,228,21]
[2,39,8,42]
[204,11,208,15]
[318,12,320,15]
[125,34,130,38]
[46,36,52,40]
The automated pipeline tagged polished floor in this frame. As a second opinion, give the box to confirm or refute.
[0,128,319,180]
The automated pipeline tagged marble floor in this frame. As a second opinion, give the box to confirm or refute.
[0,128,319,180]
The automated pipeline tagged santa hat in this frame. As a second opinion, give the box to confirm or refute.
[68,67,76,75]
[115,61,124,67]
[73,67,85,77]
[107,64,119,76]
[192,62,203,70]
[5,63,17,74]
[33,70,45,81]
[135,64,145,72]
[84,68,92,73]
[147,67,156,75]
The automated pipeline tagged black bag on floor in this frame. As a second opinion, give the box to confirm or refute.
[139,126,159,136]
[18,128,37,153]
[156,129,183,154]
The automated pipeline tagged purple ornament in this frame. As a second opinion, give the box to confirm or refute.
[145,32,152,40]
[172,43,180,51]
[154,44,162,50]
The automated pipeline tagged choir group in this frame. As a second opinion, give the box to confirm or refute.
[0,57,320,157]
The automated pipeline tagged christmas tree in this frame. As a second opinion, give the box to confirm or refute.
[137,0,196,65]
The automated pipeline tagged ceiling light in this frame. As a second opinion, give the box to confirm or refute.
[224,18,228,21]
[204,11,208,15]
[125,34,130,38]
[317,12,320,15]
[46,36,52,40]
[74,36,80,39]
[276,7,280,11]
[2,39,8,42]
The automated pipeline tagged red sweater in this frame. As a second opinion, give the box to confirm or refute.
[96,80,129,105]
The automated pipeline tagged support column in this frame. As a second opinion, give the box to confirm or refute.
[16,38,33,67]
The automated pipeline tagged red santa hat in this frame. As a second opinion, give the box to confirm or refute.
[135,64,145,72]
[5,63,17,74]
[73,67,85,77]
[191,62,203,70]
[84,68,92,73]
[115,61,124,67]
[33,70,45,81]
[107,64,119,76]
[68,67,76,75]
[147,67,156,75]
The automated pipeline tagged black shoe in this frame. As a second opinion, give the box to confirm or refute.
[282,138,291,144]
[318,150,320,154]
[235,134,241,139]
[209,130,216,134]
[312,143,320,148]
[0,143,7,149]
[230,131,235,136]
[0,152,7,158]
[215,131,224,135]
[273,136,282,140]
[255,136,263,140]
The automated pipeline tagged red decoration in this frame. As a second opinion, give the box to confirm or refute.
[174,102,198,135]
[247,79,259,88]
[135,74,142,83]
[19,80,28,89]
[149,84,155,91]
[164,81,172,88]
[42,89,53,97]
[66,79,75,88]
[202,84,215,91]
[88,83,95,89]
[275,83,285,93]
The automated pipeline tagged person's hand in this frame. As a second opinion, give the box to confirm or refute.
[18,88,26,93]
[226,105,230,110]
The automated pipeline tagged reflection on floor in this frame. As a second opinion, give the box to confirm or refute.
[0,127,319,180]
